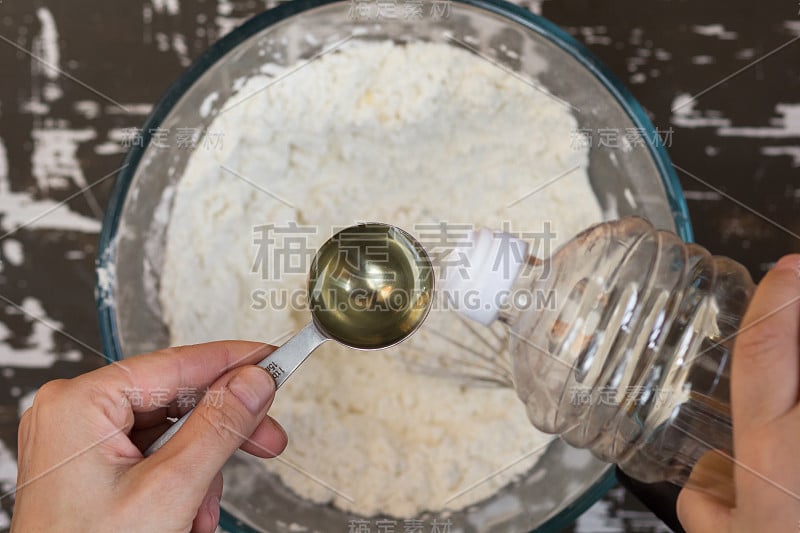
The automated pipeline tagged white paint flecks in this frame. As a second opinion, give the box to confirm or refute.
[216,0,241,37]
[626,55,647,75]
[684,190,722,201]
[0,190,102,234]
[0,439,17,508]
[42,83,63,102]
[106,103,152,115]
[172,33,190,67]
[784,20,800,37]
[720,103,800,137]
[2,239,23,266]
[35,8,60,80]
[143,3,153,44]
[762,146,800,167]
[155,31,170,52]
[31,8,64,106]
[147,0,191,65]
[31,127,97,193]
[152,0,180,15]
[629,27,644,46]
[20,100,50,115]
[94,142,126,155]
[0,136,8,193]
[691,55,715,65]
[73,100,101,119]
[692,23,738,40]
[218,0,234,16]
[17,389,38,418]
[578,26,612,46]
[673,98,800,139]
[671,93,732,128]
[0,298,74,368]
[62,350,82,362]
[654,48,672,61]
[630,72,646,84]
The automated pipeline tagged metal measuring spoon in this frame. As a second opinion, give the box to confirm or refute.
[145,223,434,455]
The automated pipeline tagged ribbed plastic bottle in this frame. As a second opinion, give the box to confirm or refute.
[442,216,755,503]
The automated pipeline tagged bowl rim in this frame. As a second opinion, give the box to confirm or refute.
[96,0,692,531]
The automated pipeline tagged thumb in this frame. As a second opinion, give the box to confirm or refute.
[677,487,732,533]
[135,365,276,493]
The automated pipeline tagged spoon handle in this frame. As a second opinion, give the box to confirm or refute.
[144,322,328,456]
[256,322,328,387]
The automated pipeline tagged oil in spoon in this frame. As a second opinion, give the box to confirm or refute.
[309,223,434,350]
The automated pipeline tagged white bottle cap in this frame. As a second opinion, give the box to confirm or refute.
[440,227,528,325]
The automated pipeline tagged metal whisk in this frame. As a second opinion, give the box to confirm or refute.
[401,311,516,389]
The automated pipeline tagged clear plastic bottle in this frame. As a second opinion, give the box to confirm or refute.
[442,216,755,504]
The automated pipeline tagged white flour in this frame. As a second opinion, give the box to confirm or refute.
[160,41,604,517]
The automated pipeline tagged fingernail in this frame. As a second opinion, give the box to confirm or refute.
[229,366,275,414]
[207,495,220,527]
[269,416,289,445]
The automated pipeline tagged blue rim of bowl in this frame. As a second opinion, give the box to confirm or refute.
[96,0,693,531]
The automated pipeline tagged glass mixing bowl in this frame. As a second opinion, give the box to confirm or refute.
[96,0,692,531]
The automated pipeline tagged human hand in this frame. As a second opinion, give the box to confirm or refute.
[10,341,288,533]
[678,255,800,532]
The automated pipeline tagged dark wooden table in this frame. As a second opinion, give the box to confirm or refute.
[0,0,797,531]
